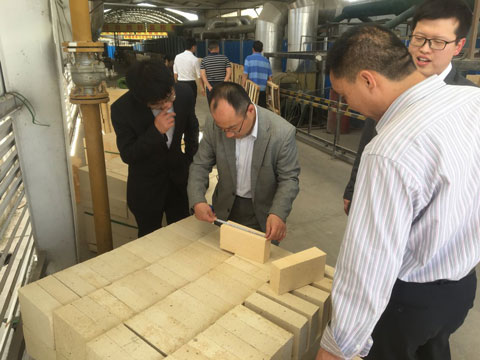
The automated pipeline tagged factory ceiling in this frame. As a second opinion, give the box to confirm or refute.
[102,0,276,23]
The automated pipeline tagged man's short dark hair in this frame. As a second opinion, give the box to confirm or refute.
[208,40,219,51]
[412,0,473,40]
[326,24,416,82]
[126,60,174,105]
[253,40,263,52]
[186,38,197,50]
[209,82,251,115]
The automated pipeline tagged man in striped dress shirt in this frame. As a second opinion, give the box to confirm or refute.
[342,0,476,215]
[317,25,479,360]
[242,40,273,108]
[200,40,232,100]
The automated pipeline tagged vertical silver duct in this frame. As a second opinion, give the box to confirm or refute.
[287,0,344,72]
[255,2,289,72]
[287,0,320,72]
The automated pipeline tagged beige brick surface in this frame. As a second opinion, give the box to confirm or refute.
[24,326,57,360]
[220,222,270,263]
[270,247,326,295]
[257,283,319,348]
[244,293,308,360]
[292,286,331,337]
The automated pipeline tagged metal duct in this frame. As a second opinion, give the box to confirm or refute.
[256,2,289,72]
[201,24,257,39]
[205,16,252,30]
[287,0,320,72]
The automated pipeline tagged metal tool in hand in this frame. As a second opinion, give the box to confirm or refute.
[213,218,263,236]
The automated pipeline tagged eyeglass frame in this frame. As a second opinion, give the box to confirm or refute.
[216,103,252,134]
[408,34,458,51]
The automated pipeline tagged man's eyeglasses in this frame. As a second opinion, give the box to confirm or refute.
[217,103,251,134]
[409,35,457,51]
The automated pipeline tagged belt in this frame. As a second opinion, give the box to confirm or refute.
[178,80,196,82]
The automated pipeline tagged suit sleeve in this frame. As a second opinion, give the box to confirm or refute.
[268,126,300,221]
[187,117,217,208]
[111,102,168,166]
[343,118,377,201]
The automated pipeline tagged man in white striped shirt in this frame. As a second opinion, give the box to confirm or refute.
[317,24,479,360]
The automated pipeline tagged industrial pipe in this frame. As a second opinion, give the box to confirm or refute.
[68,0,113,254]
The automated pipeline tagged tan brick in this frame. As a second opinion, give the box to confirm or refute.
[197,230,221,250]
[194,269,255,305]
[181,282,234,314]
[324,265,335,279]
[224,255,270,282]
[220,222,270,263]
[54,290,134,360]
[87,324,164,360]
[174,216,218,238]
[157,250,216,282]
[257,283,319,348]
[270,247,326,295]
[181,241,231,263]
[122,234,189,264]
[169,344,211,360]
[312,277,333,293]
[53,262,110,297]
[244,293,308,360]
[86,247,148,282]
[217,305,294,360]
[214,263,266,290]
[104,269,176,312]
[291,286,331,337]
[37,276,80,305]
[125,312,184,355]
[24,326,56,360]
[19,282,61,348]
[187,333,242,360]
[202,323,269,360]
[145,262,189,289]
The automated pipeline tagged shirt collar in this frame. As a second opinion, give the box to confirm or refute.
[250,105,259,139]
[438,63,452,82]
[376,75,446,133]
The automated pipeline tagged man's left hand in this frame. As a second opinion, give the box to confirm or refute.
[316,348,342,360]
[265,214,286,242]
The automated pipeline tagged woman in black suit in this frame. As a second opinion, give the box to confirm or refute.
[111,60,199,237]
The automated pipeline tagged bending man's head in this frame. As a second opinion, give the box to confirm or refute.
[326,25,418,120]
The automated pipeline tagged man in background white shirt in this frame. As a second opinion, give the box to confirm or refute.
[174,38,204,108]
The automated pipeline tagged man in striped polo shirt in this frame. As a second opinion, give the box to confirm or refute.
[200,41,232,101]
[317,24,479,360]
[242,40,273,108]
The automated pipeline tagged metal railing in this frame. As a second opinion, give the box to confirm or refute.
[280,88,365,163]
[0,95,37,359]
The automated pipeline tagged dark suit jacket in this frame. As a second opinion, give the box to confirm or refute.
[343,67,477,202]
[111,83,199,213]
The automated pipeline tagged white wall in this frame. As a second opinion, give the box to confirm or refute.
[0,0,77,271]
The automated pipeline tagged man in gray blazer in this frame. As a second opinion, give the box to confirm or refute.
[188,82,300,242]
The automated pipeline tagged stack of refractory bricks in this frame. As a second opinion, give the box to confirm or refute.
[19,216,360,360]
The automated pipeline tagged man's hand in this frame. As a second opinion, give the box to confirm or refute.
[343,199,351,215]
[316,348,342,360]
[265,214,286,242]
[201,87,206,96]
[154,109,175,134]
[193,202,216,223]
[206,84,213,91]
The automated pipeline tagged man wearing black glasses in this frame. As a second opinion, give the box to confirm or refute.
[111,60,199,237]
[187,82,300,243]
[342,0,476,216]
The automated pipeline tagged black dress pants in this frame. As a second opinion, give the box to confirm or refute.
[258,91,267,108]
[178,80,197,107]
[365,270,477,360]
[131,178,189,237]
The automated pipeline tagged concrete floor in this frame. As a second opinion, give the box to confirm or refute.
[195,95,479,360]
